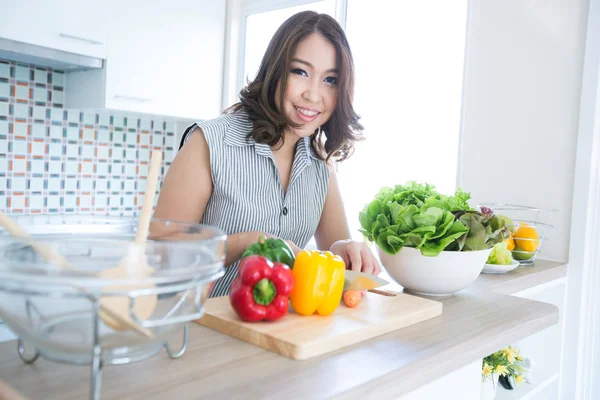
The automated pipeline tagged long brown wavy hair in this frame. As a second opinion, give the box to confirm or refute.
[227,11,363,163]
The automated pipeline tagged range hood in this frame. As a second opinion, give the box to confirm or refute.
[0,37,103,71]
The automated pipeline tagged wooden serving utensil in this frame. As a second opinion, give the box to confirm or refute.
[0,211,154,338]
[0,212,71,269]
[0,377,30,400]
[98,150,162,332]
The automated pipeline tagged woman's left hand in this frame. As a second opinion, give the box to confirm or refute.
[329,240,381,275]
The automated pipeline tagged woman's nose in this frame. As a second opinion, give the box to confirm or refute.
[302,82,320,103]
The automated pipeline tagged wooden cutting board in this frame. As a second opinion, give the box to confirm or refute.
[195,292,443,360]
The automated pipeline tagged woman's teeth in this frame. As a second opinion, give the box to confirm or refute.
[295,106,319,117]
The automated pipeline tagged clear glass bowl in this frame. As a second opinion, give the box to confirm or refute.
[0,215,226,365]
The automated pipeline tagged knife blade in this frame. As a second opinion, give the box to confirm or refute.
[343,270,388,291]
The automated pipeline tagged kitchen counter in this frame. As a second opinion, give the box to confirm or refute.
[0,260,566,399]
[470,259,567,295]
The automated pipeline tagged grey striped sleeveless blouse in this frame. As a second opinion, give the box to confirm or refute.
[180,110,330,297]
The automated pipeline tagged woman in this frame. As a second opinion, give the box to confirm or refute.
[154,11,381,297]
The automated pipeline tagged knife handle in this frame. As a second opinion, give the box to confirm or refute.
[368,289,397,297]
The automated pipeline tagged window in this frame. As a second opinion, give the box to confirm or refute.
[339,0,469,240]
[223,0,341,109]
[243,1,338,85]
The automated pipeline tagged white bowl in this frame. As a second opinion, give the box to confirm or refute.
[376,246,492,296]
[482,259,520,274]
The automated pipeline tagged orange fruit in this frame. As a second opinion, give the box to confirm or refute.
[514,222,539,252]
[504,233,516,251]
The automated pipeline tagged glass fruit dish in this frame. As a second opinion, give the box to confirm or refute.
[477,204,556,265]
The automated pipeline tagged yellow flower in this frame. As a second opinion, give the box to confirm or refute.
[482,363,493,378]
[516,356,523,361]
[495,365,509,376]
[515,375,525,384]
[502,347,516,363]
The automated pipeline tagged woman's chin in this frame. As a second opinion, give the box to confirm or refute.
[287,127,316,139]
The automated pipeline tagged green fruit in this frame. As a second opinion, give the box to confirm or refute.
[497,214,515,233]
[512,245,535,261]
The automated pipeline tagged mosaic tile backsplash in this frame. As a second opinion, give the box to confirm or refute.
[0,59,177,216]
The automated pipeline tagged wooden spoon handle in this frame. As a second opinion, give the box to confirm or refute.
[0,377,30,400]
[0,211,71,269]
[0,211,29,238]
[136,150,163,245]
[96,304,155,338]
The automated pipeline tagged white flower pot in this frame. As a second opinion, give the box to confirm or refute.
[480,373,499,400]
[377,246,492,296]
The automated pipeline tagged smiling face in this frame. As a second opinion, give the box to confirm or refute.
[276,33,339,139]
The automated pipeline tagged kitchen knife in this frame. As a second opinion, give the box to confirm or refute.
[343,270,388,291]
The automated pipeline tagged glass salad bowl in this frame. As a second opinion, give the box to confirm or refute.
[0,215,226,400]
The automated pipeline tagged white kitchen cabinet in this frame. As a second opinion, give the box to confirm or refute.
[399,360,482,399]
[66,0,226,120]
[496,278,566,400]
[0,0,108,59]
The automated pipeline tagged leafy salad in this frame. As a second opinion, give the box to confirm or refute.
[487,242,514,265]
[358,181,507,257]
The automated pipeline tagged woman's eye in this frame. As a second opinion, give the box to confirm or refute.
[291,68,308,77]
[324,76,337,85]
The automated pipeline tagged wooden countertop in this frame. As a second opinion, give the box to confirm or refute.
[375,258,567,297]
[0,259,566,399]
[471,259,567,294]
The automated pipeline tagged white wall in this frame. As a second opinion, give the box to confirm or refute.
[457,0,590,262]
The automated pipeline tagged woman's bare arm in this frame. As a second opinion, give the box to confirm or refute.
[314,169,381,275]
[314,170,352,251]
[153,127,266,266]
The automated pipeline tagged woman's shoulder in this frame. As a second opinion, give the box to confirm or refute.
[189,111,239,136]
[179,109,251,149]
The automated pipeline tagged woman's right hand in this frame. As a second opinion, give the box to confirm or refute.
[244,232,303,257]
[246,232,303,255]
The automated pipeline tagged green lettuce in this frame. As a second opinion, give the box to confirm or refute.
[358,181,507,257]
[487,242,514,265]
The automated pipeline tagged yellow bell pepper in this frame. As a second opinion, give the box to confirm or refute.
[289,250,345,316]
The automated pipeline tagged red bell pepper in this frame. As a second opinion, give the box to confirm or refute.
[229,255,295,322]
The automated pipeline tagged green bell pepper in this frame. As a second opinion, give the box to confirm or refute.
[242,235,295,269]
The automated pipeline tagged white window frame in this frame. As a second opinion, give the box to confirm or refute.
[560,0,600,398]
[222,0,347,110]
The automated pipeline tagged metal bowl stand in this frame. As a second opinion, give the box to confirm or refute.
[9,276,218,400]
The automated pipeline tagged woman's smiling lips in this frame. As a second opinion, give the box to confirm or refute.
[294,105,321,122]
